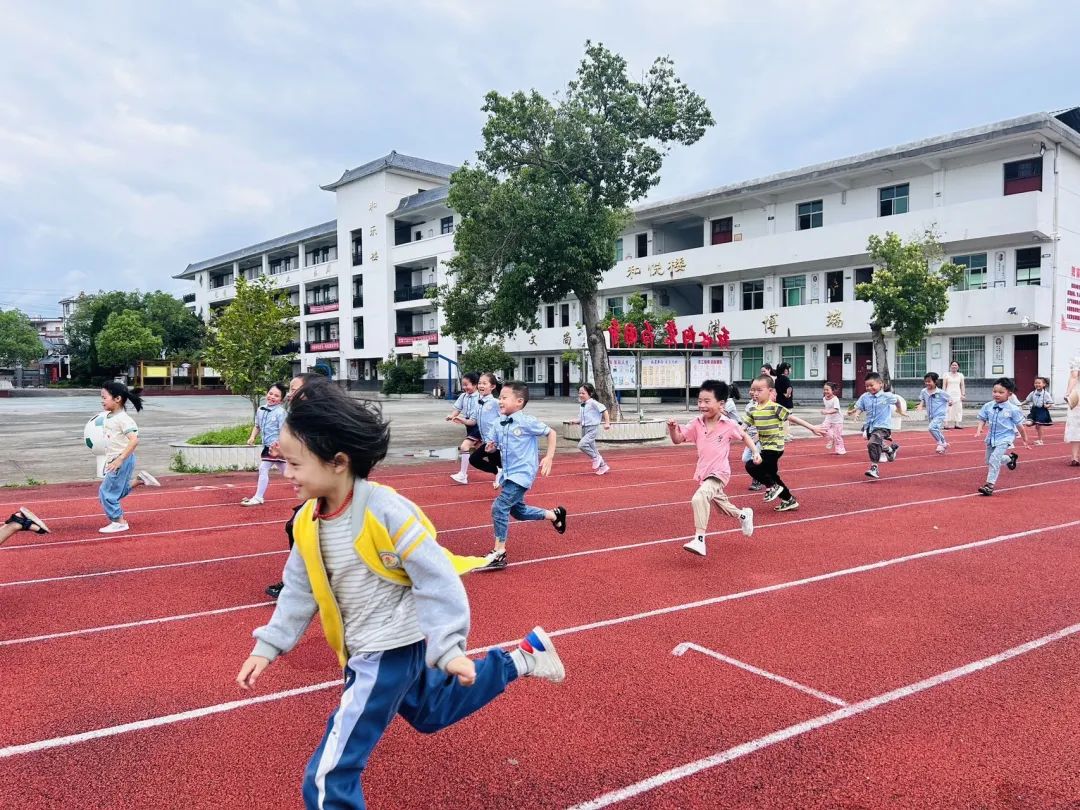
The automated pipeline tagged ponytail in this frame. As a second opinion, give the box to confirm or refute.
[102,380,144,412]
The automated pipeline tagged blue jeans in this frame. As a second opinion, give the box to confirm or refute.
[99,454,136,521]
[985,440,1012,484]
[491,480,547,542]
[928,417,947,445]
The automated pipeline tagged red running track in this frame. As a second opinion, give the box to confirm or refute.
[1,427,1078,808]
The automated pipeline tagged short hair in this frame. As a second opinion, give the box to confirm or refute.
[924,372,940,384]
[698,379,729,401]
[503,380,530,404]
[752,374,775,389]
[461,371,480,387]
[824,381,841,394]
[1035,376,1050,387]
[579,382,597,399]
[864,372,882,383]
[285,381,389,479]
[993,376,1016,393]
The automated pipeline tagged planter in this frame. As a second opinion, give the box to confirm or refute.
[563,419,667,443]
[618,396,662,405]
[170,443,260,471]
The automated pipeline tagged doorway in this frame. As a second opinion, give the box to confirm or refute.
[1013,334,1038,398]
[561,361,571,397]
[855,341,874,381]
[545,357,556,397]
[826,343,844,396]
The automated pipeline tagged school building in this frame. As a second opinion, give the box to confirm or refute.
[177,107,1080,401]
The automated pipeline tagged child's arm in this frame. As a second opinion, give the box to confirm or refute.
[741,430,762,464]
[247,423,260,445]
[539,430,557,476]
[106,429,140,473]
[602,406,611,429]
[788,414,826,436]
[667,418,686,445]
[974,414,986,439]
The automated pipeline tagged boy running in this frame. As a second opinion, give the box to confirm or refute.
[917,372,952,454]
[849,372,906,479]
[975,377,1030,496]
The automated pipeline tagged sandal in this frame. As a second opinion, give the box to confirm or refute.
[6,508,50,534]
[551,506,568,534]
[1069,460,1080,467]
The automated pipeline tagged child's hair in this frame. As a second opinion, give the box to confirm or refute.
[698,379,729,401]
[1035,376,1050,387]
[503,380,530,405]
[824,381,841,395]
[728,384,741,401]
[775,362,791,376]
[752,374,775,389]
[760,363,774,375]
[480,372,501,395]
[267,382,287,400]
[101,380,144,412]
[461,372,480,387]
[993,376,1017,393]
[864,371,882,383]
[924,372,940,385]
[579,382,597,399]
[285,382,389,478]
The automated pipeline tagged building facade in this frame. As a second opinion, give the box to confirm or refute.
[178,110,1080,400]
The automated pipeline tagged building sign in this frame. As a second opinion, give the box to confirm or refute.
[610,357,636,389]
[308,340,340,352]
[1064,265,1080,332]
[307,303,339,314]
[641,357,685,388]
[690,357,731,386]
[395,331,439,347]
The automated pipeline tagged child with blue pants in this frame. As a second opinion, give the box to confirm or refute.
[97,381,160,534]
[480,381,568,571]
[917,372,952,454]
[975,377,1030,496]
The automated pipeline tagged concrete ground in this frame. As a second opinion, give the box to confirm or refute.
[0,390,938,487]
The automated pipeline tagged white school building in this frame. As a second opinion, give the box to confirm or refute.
[177,108,1080,401]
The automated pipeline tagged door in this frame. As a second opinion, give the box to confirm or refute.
[1013,334,1038,398]
[826,343,844,396]
[545,357,556,397]
[855,341,874,381]
[561,361,571,397]
[826,271,844,303]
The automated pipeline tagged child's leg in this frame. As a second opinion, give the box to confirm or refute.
[397,647,518,734]
[490,483,520,549]
[99,456,135,523]
[867,429,886,463]
[761,450,791,499]
[578,425,601,467]
[744,451,774,487]
[690,477,742,535]
[254,460,273,500]
[928,418,946,446]
[985,441,1010,484]
[468,446,499,475]
[829,423,846,454]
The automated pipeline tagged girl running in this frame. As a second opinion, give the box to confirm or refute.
[97,381,160,534]
[1021,376,1054,445]
[242,382,287,506]
[468,372,504,487]
[447,372,481,484]
[820,381,846,455]
[567,383,611,475]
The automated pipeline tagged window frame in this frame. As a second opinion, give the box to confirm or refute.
[741,279,764,311]
[1015,247,1041,286]
[741,347,764,381]
[606,296,624,318]
[894,339,927,379]
[879,183,910,217]
[709,284,725,313]
[952,253,988,291]
[440,216,454,235]
[711,217,733,245]
[797,199,823,231]
[781,275,806,307]
[780,345,806,379]
[523,357,537,383]
[1003,157,1043,195]
[949,336,985,377]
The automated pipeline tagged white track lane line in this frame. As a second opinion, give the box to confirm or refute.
[569,622,1080,809]
[2,518,1076,757]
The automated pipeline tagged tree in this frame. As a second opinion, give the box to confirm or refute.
[602,292,675,331]
[377,355,426,394]
[204,276,298,418]
[459,342,517,379]
[856,230,963,389]
[67,291,142,380]
[141,291,206,357]
[95,310,163,370]
[0,309,43,367]
[438,41,713,407]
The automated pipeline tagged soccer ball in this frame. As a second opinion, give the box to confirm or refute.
[84,412,109,456]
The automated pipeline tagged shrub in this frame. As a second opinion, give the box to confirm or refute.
[378,356,426,394]
[186,424,252,445]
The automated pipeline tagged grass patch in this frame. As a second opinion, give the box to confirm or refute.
[1,477,46,488]
[186,424,252,446]
[170,452,256,474]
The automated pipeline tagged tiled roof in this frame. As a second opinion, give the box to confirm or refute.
[321,150,457,191]
[390,185,450,216]
[176,220,337,279]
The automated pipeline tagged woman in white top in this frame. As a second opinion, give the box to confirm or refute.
[1065,361,1080,466]
[942,361,966,429]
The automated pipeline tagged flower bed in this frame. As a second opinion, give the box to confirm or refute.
[169,443,260,471]
[562,420,667,442]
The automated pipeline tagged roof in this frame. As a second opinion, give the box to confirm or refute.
[389,185,450,217]
[176,220,337,279]
[321,150,458,191]
[634,108,1080,221]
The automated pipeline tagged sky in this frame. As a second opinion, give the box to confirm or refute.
[1,0,1077,317]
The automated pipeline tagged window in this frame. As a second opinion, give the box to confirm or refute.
[523,357,537,383]
[895,339,927,379]
[1015,247,1041,286]
[353,318,364,350]
[797,200,823,230]
[854,267,873,287]
[560,303,571,328]
[741,347,763,380]
[636,233,648,258]
[952,253,988,291]
[781,345,805,379]
[826,270,844,303]
[414,230,422,242]
[711,217,733,245]
[306,245,336,266]
[742,280,764,311]
[949,337,985,377]
[709,285,724,313]
[1004,157,1042,195]
[545,305,555,329]
[879,183,909,216]
[782,275,806,307]
[615,239,623,262]
[606,297,624,318]
[440,216,454,234]
[352,278,364,307]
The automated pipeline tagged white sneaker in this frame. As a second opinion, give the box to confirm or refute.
[595,464,610,475]
[520,627,565,683]
[240,497,264,506]
[450,472,468,485]
[935,444,946,455]
[138,471,161,487]
[825,441,833,450]
[836,449,847,455]
[591,458,601,470]
[682,536,707,556]
[99,521,129,534]
[739,508,755,537]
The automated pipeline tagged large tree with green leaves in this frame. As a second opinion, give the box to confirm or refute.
[141,291,206,357]
[0,309,44,367]
[204,275,298,418]
[856,230,963,388]
[459,342,517,379]
[95,310,163,370]
[439,41,713,406]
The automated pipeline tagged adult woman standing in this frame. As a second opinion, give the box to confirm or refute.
[942,361,966,429]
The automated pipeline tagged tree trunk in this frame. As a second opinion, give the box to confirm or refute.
[578,291,616,411]
[870,324,892,390]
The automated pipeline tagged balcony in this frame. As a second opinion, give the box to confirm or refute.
[182,293,196,304]
[305,300,339,315]
[352,295,364,308]
[305,340,340,352]
[275,341,301,355]
[394,331,439,347]
[394,284,436,303]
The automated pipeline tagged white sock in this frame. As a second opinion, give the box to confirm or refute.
[459,455,470,475]
[596,456,605,468]
[509,648,534,677]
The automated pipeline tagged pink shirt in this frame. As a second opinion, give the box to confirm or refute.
[679,415,744,484]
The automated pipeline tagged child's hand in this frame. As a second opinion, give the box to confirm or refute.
[105,459,121,473]
[247,439,255,446]
[540,457,553,477]
[445,414,454,421]
[485,441,496,452]
[603,423,611,431]
[236,655,271,690]
[445,655,476,686]
[666,418,679,429]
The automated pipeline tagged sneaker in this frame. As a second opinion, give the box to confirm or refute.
[835,449,847,456]
[480,549,507,570]
[265,582,283,599]
[240,497,264,506]
[763,484,783,503]
[682,536,707,556]
[825,441,834,450]
[591,457,601,470]
[884,445,899,462]
[739,508,754,537]
[1035,440,1045,446]
[6,507,50,534]
[935,444,946,455]
[748,481,764,492]
[978,483,994,496]
[450,472,469,485]
[865,465,880,479]
[1006,452,1019,471]
[99,521,130,534]
[775,498,799,512]
[519,627,565,683]
[595,464,610,476]
[138,471,161,487]
[551,506,568,534]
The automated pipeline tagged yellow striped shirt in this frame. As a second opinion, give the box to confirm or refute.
[743,402,791,451]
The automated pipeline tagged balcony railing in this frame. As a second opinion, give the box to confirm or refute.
[394,331,439,347]
[275,341,301,355]
[305,340,340,352]
[305,300,339,315]
[393,283,436,303]
[354,336,365,349]
[352,295,364,308]
[182,293,196,304]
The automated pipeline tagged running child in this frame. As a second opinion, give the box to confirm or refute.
[567,383,611,475]
[742,397,763,491]
[236,382,564,809]
[241,382,287,506]
[848,372,906,480]
[447,372,481,485]
[480,381,567,571]
[743,375,825,513]
[468,372,503,488]
[974,378,1030,496]
[668,379,758,556]
[1,508,50,545]
[820,381,846,455]
[1020,377,1054,445]
[917,372,951,454]
[97,381,160,534]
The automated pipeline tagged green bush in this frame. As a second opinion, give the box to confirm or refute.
[186,424,252,445]
[378,356,426,394]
